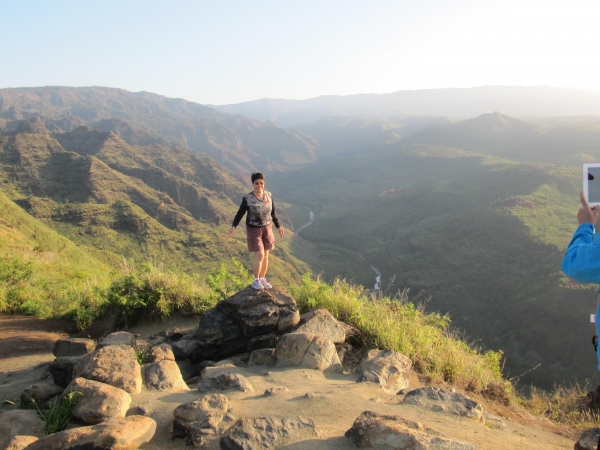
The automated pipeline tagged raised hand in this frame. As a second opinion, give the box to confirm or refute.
[578,190,600,225]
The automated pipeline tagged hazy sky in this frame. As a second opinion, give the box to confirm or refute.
[1,0,599,105]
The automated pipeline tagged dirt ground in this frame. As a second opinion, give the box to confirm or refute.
[0,314,582,449]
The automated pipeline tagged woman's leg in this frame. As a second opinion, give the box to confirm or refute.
[259,250,269,278]
[253,250,265,278]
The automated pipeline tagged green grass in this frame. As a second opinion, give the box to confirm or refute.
[291,274,511,397]
[34,391,82,435]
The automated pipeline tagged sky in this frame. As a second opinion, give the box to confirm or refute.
[1,0,599,105]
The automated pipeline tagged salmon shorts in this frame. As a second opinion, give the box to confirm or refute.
[246,225,275,253]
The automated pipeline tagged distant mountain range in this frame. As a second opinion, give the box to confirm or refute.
[214,86,600,126]
[0,87,317,173]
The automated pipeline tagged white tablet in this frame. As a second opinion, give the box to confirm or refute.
[584,163,600,207]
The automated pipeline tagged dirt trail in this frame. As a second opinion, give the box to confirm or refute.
[0,314,582,449]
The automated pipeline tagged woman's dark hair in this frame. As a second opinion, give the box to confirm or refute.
[251,172,265,183]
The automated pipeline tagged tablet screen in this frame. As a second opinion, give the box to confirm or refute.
[589,167,600,203]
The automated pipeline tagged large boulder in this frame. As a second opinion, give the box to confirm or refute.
[66,377,131,424]
[173,394,230,447]
[345,411,475,449]
[53,338,96,357]
[289,308,346,344]
[357,349,412,394]
[143,360,188,392]
[0,410,46,448]
[187,286,300,362]
[198,373,254,393]
[220,416,320,450]
[275,333,342,372]
[576,428,600,450]
[23,415,156,450]
[402,387,484,422]
[77,345,142,393]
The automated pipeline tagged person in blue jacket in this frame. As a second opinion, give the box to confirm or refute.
[561,190,600,369]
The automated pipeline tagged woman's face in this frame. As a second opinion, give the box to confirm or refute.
[253,179,265,194]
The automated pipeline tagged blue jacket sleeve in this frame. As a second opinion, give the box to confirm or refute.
[561,223,600,283]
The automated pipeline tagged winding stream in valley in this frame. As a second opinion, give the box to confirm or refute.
[296,209,381,291]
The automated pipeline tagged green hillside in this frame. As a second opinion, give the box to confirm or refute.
[270,144,595,388]
[0,87,317,173]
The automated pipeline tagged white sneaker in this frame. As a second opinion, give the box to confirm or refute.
[260,278,272,289]
[251,279,263,290]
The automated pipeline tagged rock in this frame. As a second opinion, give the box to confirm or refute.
[146,343,175,363]
[66,377,131,424]
[97,331,136,349]
[5,435,39,450]
[20,383,64,407]
[143,360,188,391]
[483,412,509,431]
[191,360,216,377]
[174,394,229,423]
[172,338,201,360]
[339,321,362,345]
[403,387,484,422]
[53,338,96,357]
[357,349,412,394]
[198,373,254,393]
[160,328,185,341]
[48,355,88,388]
[264,386,289,396]
[220,416,320,450]
[78,345,142,393]
[0,410,46,448]
[275,333,342,372]
[23,415,156,450]
[345,411,475,449]
[127,404,152,416]
[575,428,600,450]
[290,308,346,344]
[249,348,276,366]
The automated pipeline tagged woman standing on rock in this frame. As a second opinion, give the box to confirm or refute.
[229,172,284,290]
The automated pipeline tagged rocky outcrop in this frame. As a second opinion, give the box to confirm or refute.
[345,411,476,449]
[402,387,484,422]
[23,415,156,450]
[20,383,64,407]
[220,416,320,450]
[275,332,342,372]
[0,410,46,448]
[77,345,142,393]
[357,349,412,394]
[143,360,188,391]
[198,373,254,393]
[66,377,131,424]
[289,308,346,343]
[176,286,300,362]
[52,338,96,357]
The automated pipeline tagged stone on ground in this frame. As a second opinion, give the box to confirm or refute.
[48,355,89,388]
[146,343,175,363]
[52,338,96,357]
[403,387,484,422]
[0,410,46,448]
[248,348,276,366]
[5,435,39,450]
[290,308,347,344]
[97,331,136,349]
[575,428,600,450]
[20,383,64,407]
[198,373,253,393]
[66,377,131,424]
[173,394,230,448]
[275,332,342,372]
[220,416,320,450]
[345,410,476,450]
[357,349,412,394]
[77,345,142,393]
[23,415,156,450]
[143,360,188,392]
